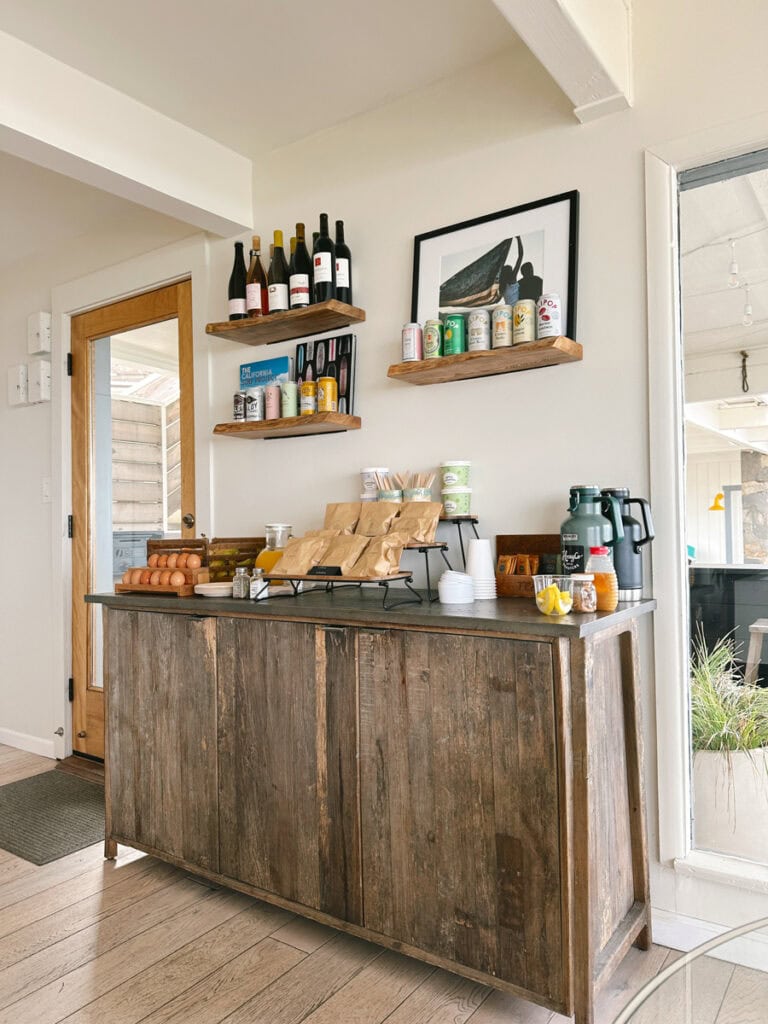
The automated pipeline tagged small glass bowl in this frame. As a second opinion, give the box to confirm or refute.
[533,574,574,616]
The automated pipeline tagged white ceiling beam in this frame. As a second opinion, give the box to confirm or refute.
[0,31,252,236]
[491,0,632,123]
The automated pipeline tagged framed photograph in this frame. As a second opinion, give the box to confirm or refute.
[411,190,579,338]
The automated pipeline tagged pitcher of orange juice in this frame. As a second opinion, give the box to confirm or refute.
[255,524,292,574]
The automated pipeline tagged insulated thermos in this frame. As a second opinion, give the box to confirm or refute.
[600,487,655,602]
[561,485,624,574]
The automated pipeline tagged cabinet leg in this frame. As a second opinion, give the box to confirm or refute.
[634,923,652,951]
[104,838,117,860]
[574,990,595,1024]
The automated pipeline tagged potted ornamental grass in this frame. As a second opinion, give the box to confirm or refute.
[691,628,768,861]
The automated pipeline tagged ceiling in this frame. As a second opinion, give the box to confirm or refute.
[0,0,518,157]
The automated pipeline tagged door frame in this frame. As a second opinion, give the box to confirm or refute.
[50,234,213,759]
[71,280,195,759]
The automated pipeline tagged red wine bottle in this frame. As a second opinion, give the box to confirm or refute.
[267,230,290,313]
[289,222,313,309]
[312,213,336,303]
[245,235,268,317]
[335,220,352,304]
[228,241,248,320]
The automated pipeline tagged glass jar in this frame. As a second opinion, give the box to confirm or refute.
[249,567,268,601]
[585,547,619,612]
[256,523,292,574]
[232,566,250,599]
[570,573,597,613]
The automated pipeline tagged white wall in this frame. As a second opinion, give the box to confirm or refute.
[686,451,742,564]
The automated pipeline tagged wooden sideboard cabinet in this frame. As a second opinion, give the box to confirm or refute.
[98,593,653,1024]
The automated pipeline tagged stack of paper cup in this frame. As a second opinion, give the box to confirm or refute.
[466,539,497,600]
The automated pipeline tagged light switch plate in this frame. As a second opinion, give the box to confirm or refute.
[28,312,52,356]
[7,364,28,406]
[28,359,51,403]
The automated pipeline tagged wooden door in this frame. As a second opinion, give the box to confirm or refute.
[217,619,362,922]
[71,280,195,759]
[358,629,566,1008]
[104,609,219,870]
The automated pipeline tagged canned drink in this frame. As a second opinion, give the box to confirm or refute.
[317,376,338,412]
[467,309,491,351]
[265,384,282,420]
[245,386,264,421]
[536,292,562,338]
[402,323,423,362]
[424,319,443,359]
[234,391,246,421]
[513,300,536,344]
[491,306,513,348]
[443,314,466,355]
[300,380,317,416]
[280,379,298,417]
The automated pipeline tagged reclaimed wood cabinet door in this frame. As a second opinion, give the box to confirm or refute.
[104,609,219,870]
[217,618,362,922]
[358,628,566,1008]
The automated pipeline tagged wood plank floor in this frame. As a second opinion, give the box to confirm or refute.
[0,743,758,1023]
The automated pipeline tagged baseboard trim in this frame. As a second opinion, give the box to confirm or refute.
[0,728,55,760]
[653,908,768,971]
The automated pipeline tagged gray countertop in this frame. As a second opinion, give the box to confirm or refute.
[87,587,655,639]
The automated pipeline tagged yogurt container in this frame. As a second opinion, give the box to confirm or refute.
[441,486,472,515]
[403,487,432,501]
[360,467,390,493]
[360,491,379,502]
[440,461,471,487]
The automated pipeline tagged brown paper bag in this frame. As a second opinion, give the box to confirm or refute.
[271,535,332,575]
[355,501,401,537]
[390,501,442,543]
[320,535,371,575]
[324,503,362,535]
[350,531,409,577]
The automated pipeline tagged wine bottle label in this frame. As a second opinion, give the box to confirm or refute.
[289,274,310,307]
[245,283,262,313]
[228,298,247,316]
[336,258,350,289]
[313,252,333,284]
[267,283,289,311]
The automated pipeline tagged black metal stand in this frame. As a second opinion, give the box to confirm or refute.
[440,516,480,568]
[407,543,452,602]
[379,577,423,610]
[259,573,420,609]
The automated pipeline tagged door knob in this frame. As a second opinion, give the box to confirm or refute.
[77,731,87,738]
[54,727,64,737]
[182,513,196,528]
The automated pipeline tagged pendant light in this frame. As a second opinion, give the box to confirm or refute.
[743,283,753,327]
[728,239,740,288]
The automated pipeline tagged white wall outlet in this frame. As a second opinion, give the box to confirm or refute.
[28,359,51,404]
[42,477,52,503]
[7,364,28,406]
[27,312,52,356]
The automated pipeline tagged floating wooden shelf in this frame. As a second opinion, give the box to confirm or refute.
[387,336,582,385]
[214,412,361,440]
[206,299,366,347]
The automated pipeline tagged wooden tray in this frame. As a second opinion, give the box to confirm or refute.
[495,533,560,599]
[265,571,412,584]
[115,566,210,597]
[146,538,209,565]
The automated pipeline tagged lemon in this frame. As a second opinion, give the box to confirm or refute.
[536,584,557,615]
[553,591,573,615]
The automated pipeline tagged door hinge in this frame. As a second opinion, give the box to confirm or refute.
[67,352,73,376]
[68,678,74,702]
[67,514,74,539]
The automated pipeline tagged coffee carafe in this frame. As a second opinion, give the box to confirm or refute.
[561,485,624,574]
[600,488,655,602]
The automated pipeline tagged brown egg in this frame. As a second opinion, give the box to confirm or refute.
[158,555,168,568]
[122,570,132,584]
[169,570,186,586]
[159,570,172,585]
[176,553,188,568]
[130,569,143,584]
[148,553,159,568]
[139,570,152,584]
[186,553,201,569]
[150,570,162,585]
[167,553,178,569]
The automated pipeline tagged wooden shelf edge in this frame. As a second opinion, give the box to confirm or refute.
[206,300,366,347]
[387,336,582,385]
[213,412,361,439]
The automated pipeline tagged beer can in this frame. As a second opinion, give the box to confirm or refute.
[265,384,282,420]
[317,376,338,412]
[234,391,246,421]
[244,387,263,421]
[467,309,491,351]
[513,300,536,344]
[424,319,443,359]
[402,323,423,362]
[300,380,317,416]
[443,314,466,355]
[280,379,298,417]
[491,306,513,348]
[536,293,562,339]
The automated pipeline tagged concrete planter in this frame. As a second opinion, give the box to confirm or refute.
[693,748,768,862]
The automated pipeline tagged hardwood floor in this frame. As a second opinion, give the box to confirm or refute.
[0,743,757,1023]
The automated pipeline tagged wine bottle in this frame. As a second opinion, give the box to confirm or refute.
[267,230,290,313]
[245,236,268,317]
[228,241,248,320]
[335,220,352,304]
[289,223,313,309]
[312,213,336,303]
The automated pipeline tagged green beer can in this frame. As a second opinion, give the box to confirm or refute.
[443,314,466,355]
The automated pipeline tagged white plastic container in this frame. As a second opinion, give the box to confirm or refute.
[360,467,390,494]
[441,486,472,515]
[360,491,378,502]
[440,461,471,487]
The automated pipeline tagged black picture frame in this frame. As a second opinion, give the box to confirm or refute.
[411,190,579,339]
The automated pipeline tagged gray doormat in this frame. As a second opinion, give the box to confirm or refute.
[0,770,105,865]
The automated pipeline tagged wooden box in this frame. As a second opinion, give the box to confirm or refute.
[115,565,210,598]
[495,533,560,599]
[208,536,266,581]
[146,538,209,566]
